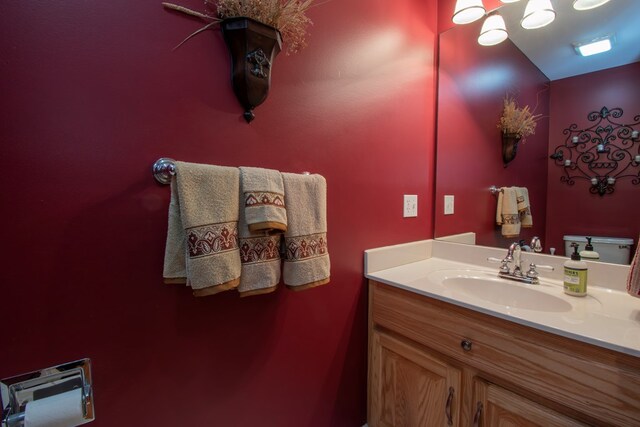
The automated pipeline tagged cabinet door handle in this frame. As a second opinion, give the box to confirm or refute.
[472,402,483,427]
[461,339,473,351]
[445,386,454,425]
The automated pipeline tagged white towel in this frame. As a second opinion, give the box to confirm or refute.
[627,237,640,298]
[496,187,520,238]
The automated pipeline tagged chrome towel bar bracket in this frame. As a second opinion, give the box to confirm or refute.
[152,158,176,185]
[489,185,503,195]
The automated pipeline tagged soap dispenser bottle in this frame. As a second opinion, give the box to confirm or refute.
[580,237,600,261]
[564,243,588,297]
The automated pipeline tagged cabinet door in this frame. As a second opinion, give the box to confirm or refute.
[370,330,462,427]
[472,379,587,427]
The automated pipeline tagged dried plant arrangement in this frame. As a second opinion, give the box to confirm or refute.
[498,95,541,141]
[162,0,316,54]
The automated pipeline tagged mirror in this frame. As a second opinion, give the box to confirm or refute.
[435,0,640,264]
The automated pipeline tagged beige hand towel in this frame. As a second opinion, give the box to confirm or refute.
[163,161,241,297]
[163,181,187,284]
[281,173,330,291]
[237,174,282,297]
[240,167,287,233]
[627,237,640,298]
[496,187,520,238]
[516,187,533,228]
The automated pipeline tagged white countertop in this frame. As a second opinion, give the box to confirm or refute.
[365,240,640,357]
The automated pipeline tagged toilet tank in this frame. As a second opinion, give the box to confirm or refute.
[563,235,634,264]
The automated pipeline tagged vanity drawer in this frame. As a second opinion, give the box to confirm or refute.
[370,280,640,426]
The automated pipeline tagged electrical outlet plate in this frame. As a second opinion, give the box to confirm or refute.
[403,195,418,217]
[444,195,454,215]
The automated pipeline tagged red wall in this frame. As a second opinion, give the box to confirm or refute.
[435,17,549,248]
[545,62,640,256]
[0,1,438,425]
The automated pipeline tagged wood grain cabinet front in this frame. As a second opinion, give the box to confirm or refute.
[368,280,640,426]
[472,379,587,427]
[369,330,461,427]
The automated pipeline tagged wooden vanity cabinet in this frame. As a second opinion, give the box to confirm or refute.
[472,380,587,427]
[368,280,640,427]
[370,330,462,426]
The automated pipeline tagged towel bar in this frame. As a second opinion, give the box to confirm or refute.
[152,158,312,184]
[489,185,504,195]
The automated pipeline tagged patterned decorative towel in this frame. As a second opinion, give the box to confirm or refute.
[239,167,287,233]
[163,161,241,297]
[516,187,533,228]
[627,237,640,298]
[496,187,520,238]
[281,173,330,291]
[237,172,282,297]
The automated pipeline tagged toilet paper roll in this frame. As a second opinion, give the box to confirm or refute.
[25,388,86,427]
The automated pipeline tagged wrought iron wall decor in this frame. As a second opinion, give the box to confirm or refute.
[549,106,640,196]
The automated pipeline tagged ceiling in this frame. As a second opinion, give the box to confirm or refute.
[498,0,640,81]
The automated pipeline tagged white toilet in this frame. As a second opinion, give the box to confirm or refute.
[563,235,634,265]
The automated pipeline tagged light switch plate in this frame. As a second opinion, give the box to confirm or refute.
[444,195,454,215]
[403,195,418,217]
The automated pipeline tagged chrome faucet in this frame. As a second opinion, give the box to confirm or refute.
[507,242,523,275]
[489,239,553,284]
[530,236,543,253]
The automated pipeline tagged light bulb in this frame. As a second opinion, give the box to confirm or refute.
[453,0,486,25]
[521,0,556,29]
[573,0,611,11]
[478,15,508,46]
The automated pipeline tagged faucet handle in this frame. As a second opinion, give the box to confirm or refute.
[526,263,554,280]
[488,257,510,273]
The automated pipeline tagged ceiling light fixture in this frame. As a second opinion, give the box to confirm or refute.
[521,0,556,29]
[573,0,611,11]
[478,14,509,46]
[453,0,486,25]
[573,35,614,56]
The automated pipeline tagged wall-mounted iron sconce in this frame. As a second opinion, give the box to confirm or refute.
[221,17,282,123]
[549,106,640,196]
[162,2,313,123]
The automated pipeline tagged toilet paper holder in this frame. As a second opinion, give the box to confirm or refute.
[1,358,94,427]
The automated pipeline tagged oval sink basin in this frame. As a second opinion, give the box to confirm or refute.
[443,276,572,312]
[423,270,576,313]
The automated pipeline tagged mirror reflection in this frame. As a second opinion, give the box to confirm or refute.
[434,0,640,264]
